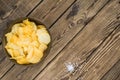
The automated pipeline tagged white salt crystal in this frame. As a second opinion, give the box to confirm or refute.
[65,62,75,73]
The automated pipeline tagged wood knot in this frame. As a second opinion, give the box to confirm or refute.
[66,3,80,19]
[68,22,76,29]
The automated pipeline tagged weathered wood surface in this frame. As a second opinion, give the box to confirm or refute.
[116,75,120,80]
[34,0,120,80]
[0,0,120,80]
[101,60,120,80]
[1,0,111,80]
[29,0,77,28]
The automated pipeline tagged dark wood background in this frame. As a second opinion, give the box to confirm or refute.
[0,0,120,80]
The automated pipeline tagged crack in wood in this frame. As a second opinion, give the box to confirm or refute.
[26,0,44,17]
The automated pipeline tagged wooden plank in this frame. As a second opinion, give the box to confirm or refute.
[76,27,120,80]
[0,0,18,21]
[29,0,77,28]
[0,0,41,22]
[32,0,120,80]
[101,60,120,80]
[0,0,42,78]
[116,75,120,80]
[1,0,111,80]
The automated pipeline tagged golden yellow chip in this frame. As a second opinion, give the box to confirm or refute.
[5,19,51,64]
[37,29,51,45]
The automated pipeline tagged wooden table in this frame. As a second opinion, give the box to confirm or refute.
[0,0,120,80]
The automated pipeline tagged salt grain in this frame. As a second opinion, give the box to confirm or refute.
[65,62,75,73]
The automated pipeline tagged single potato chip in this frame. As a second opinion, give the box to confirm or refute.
[13,56,29,64]
[39,43,47,52]
[37,29,51,45]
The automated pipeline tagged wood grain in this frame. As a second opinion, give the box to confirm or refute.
[0,0,18,20]
[33,0,120,79]
[0,0,42,78]
[101,60,120,80]
[29,0,76,28]
[76,26,120,80]
[1,0,111,80]
[116,75,120,80]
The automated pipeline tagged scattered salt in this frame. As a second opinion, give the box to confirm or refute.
[65,62,75,73]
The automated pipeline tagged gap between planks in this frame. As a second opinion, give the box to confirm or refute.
[101,60,120,80]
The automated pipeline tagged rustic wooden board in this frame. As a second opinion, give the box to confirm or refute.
[0,0,18,21]
[0,0,42,78]
[29,0,77,28]
[75,26,120,80]
[116,75,120,80]
[101,60,120,80]
[1,0,112,80]
[32,0,120,80]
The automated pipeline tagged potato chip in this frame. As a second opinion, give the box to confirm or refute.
[27,47,43,63]
[5,19,51,64]
[13,56,29,64]
[37,29,51,45]
[39,43,47,52]
[11,24,21,34]
[38,25,46,29]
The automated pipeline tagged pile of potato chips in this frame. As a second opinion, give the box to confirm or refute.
[5,19,51,64]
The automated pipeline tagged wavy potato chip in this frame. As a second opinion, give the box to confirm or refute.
[5,19,51,64]
[37,29,51,45]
